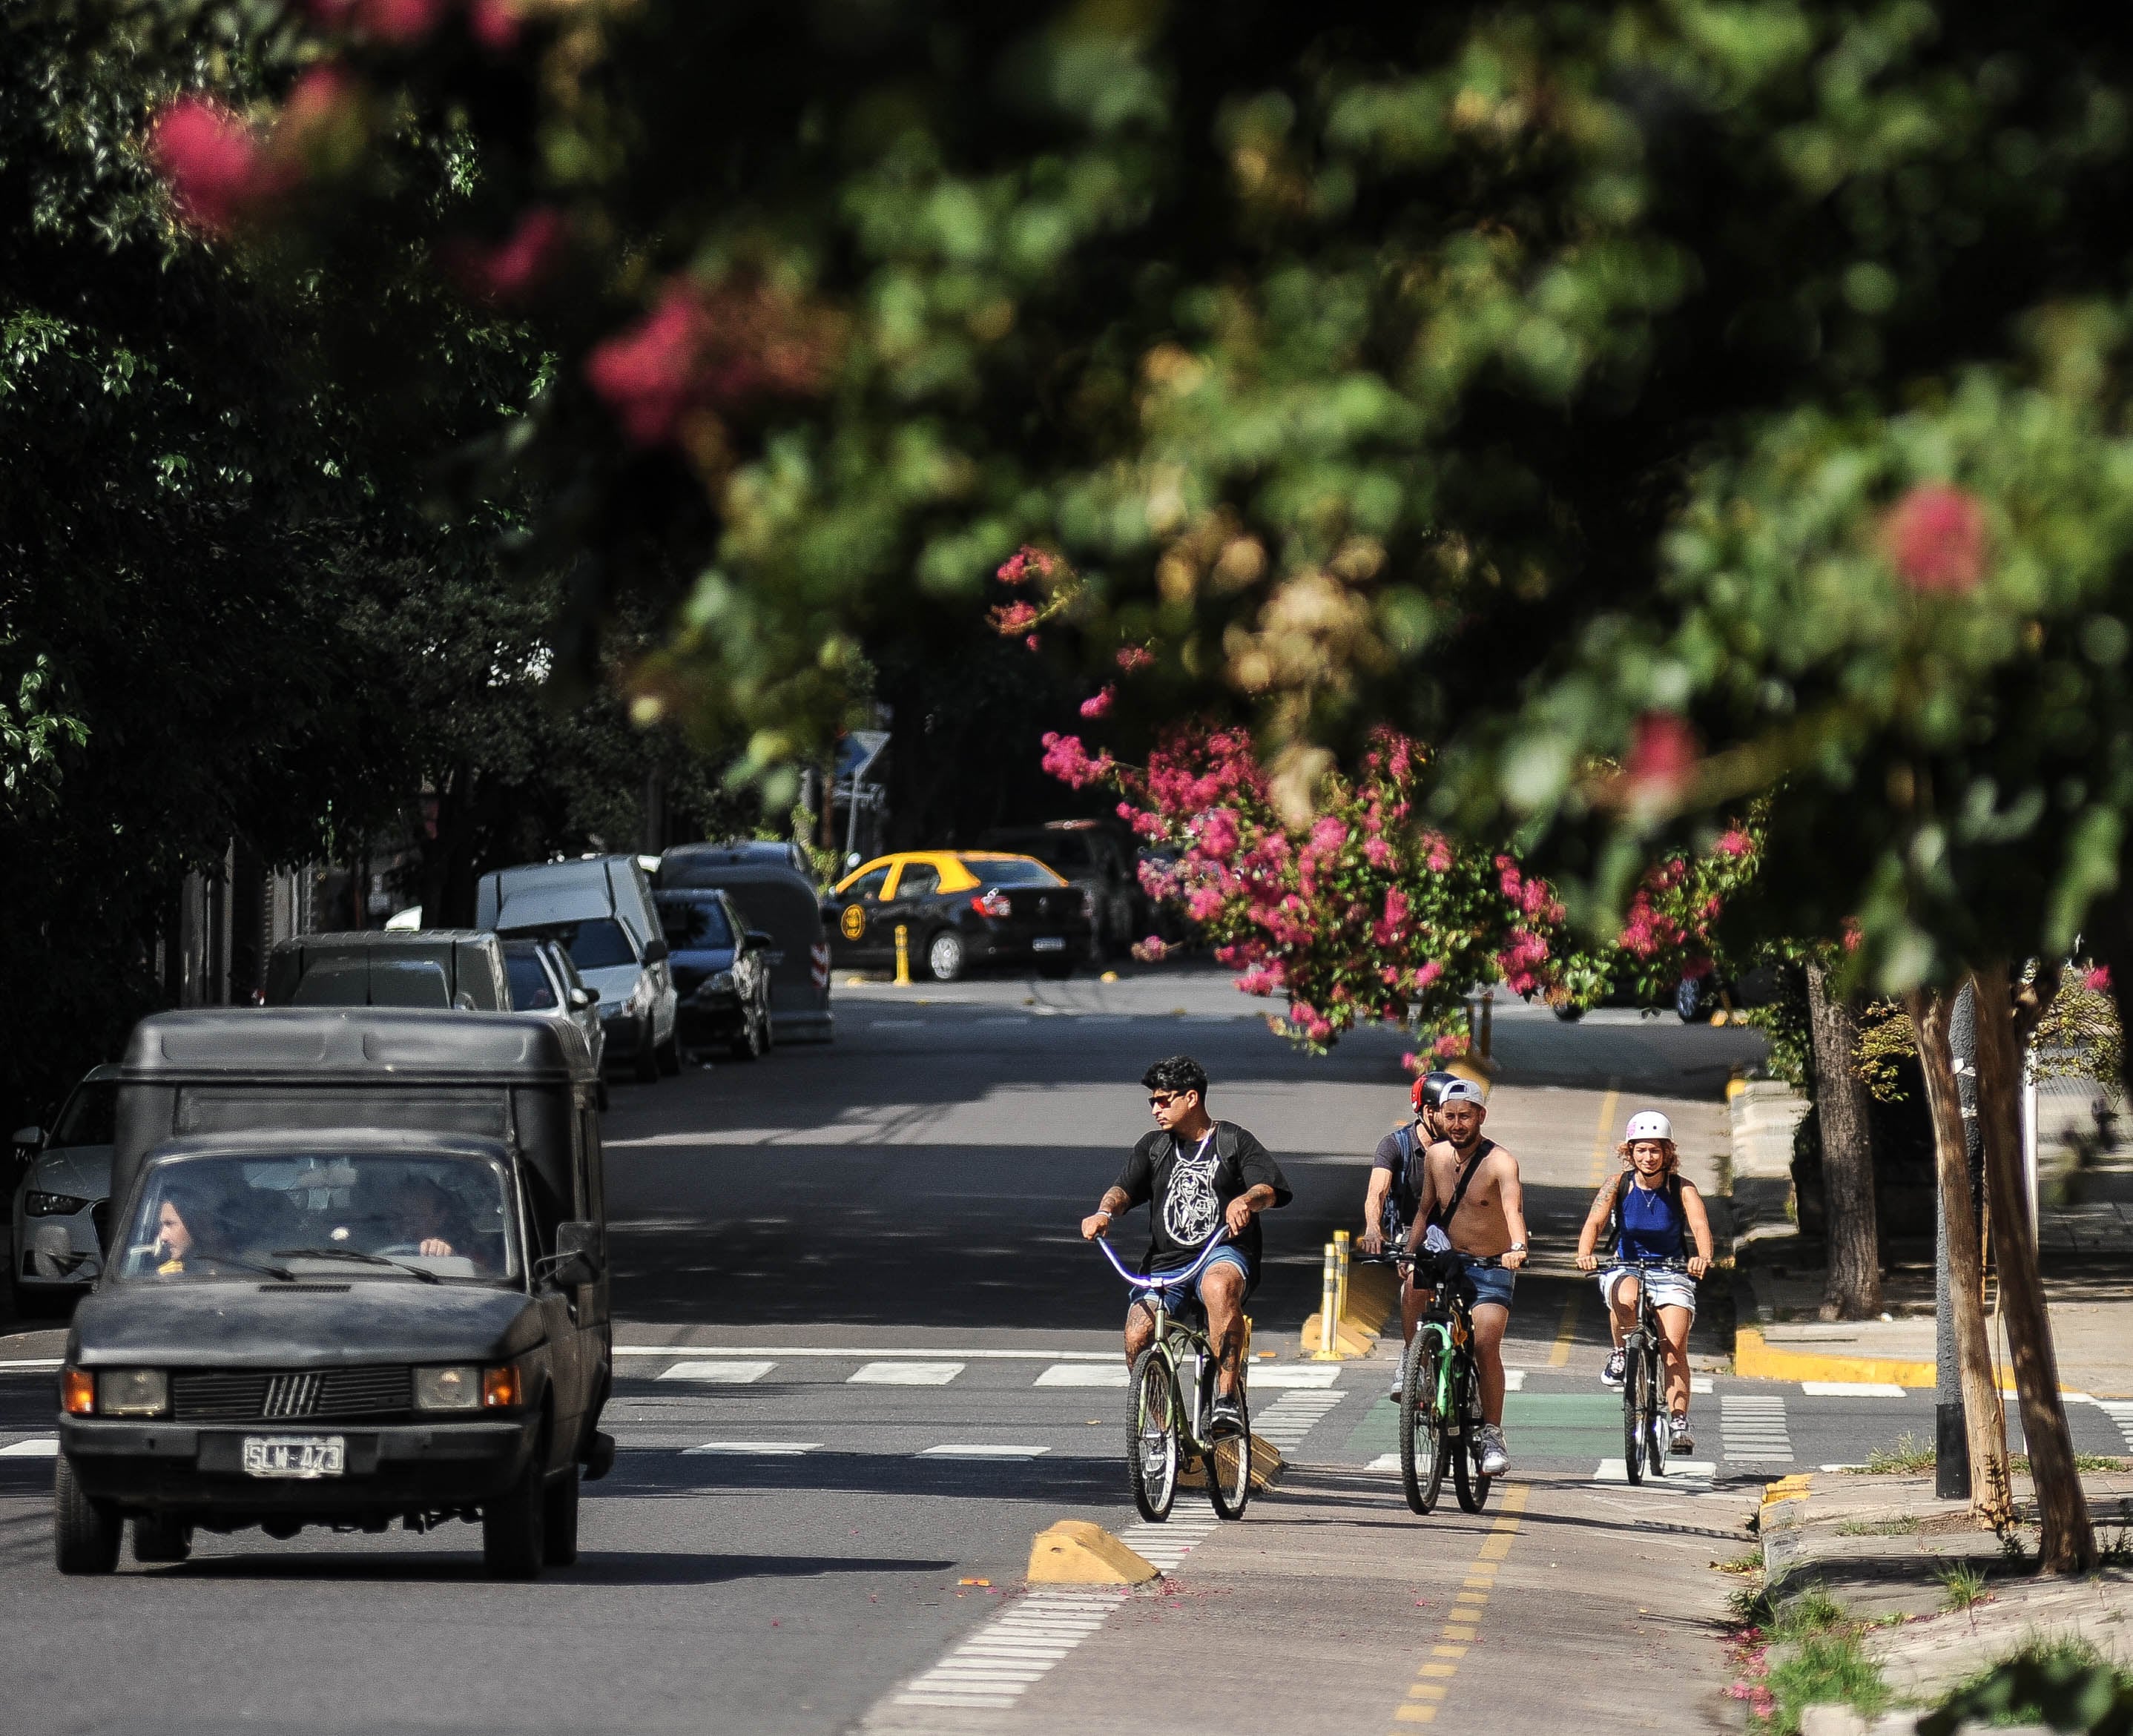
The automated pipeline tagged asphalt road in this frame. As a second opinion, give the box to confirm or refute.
[0,965,2107,1734]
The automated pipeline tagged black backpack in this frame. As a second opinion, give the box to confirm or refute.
[1379,1122,1422,1241]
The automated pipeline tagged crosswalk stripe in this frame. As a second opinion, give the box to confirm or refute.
[1720,1394,1794,1464]
[658,1360,774,1384]
[848,1362,963,1386]
[917,1444,1049,1459]
[1800,1382,1907,1398]
[1253,1390,1346,1450]
[1034,1364,1128,1387]
[682,1440,820,1455]
[885,1588,1130,1714]
[2098,1402,2133,1453]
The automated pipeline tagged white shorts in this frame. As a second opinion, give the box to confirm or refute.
[1600,1267,1696,1317]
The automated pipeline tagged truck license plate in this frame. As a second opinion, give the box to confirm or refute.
[241,1435,346,1479]
[1032,937,1066,952]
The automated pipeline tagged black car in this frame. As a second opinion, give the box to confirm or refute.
[824,851,1092,982]
[976,822,1147,960]
[657,843,835,1044]
[55,1009,611,1580]
[654,887,776,1059]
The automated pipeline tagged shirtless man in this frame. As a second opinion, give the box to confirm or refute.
[1403,1077,1529,1476]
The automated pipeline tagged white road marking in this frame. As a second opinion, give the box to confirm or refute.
[1250,1364,1342,1390]
[682,1441,820,1455]
[1115,1517,1216,1571]
[1503,1369,1527,1391]
[1251,1389,1345,1451]
[1721,1394,1794,1463]
[918,1444,1049,1459]
[2098,1401,2133,1454]
[1801,1382,1908,1398]
[0,1436,58,1457]
[1592,1457,1718,1483]
[613,1344,1113,1361]
[1692,1376,1714,1393]
[891,1588,1130,1711]
[849,1362,963,1386]
[1035,1364,1127,1387]
[658,1360,774,1384]
[867,1020,924,1029]
[1364,1452,1400,1473]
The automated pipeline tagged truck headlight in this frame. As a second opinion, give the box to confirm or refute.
[414,1366,481,1411]
[24,1191,89,1218]
[99,1369,168,1416]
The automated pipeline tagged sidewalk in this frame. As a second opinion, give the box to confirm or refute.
[1741,1469,2133,1734]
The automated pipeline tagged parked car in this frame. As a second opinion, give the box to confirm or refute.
[56,1007,612,1579]
[824,851,1092,982]
[657,843,834,1043]
[977,822,1146,960]
[478,857,676,1083]
[264,931,510,1011]
[10,1065,120,1315]
[502,939,609,1101]
[653,888,776,1060]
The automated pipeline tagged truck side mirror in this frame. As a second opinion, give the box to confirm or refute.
[11,1126,42,1149]
[643,937,670,965]
[745,930,775,951]
[567,986,597,1010]
[546,1220,601,1289]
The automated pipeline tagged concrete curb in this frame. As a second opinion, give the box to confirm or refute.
[1734,1328,1937,1388]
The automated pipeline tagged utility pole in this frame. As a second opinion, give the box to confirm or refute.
[1936,983,1981,1499]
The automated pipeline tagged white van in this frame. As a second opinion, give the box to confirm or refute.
[478,856,678,1083]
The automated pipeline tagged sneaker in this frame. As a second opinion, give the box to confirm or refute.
[1669,1416,1695,1456]
[1389,1373,1405,1401]
[1210,1396,1246,1438]
[1601,1350,1626,1389]
[1477,1425,1510,1477]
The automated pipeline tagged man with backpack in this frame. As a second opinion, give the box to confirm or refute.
[1575,1109,1715,1455]
[1081,1055,1292,1436]
[1359,1070,1460,1395]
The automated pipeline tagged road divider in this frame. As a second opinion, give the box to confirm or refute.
[1027,1520,1158,1585]
[1302,1237,1400,1359]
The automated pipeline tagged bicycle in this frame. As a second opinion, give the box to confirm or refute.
[1092,1232,1253,1524]
[1609,1256,1692,1485]
[1381,1247,1501,1516]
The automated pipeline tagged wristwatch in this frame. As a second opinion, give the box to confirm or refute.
[1507,1241,1528,1253]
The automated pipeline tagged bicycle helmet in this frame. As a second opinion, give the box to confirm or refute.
[1411,1069,1462,1114]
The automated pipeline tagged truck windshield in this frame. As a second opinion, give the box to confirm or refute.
[118,1152,520,1284]
[50,1080,116,1147]
[656,894,733,950]
[504,918,639,972]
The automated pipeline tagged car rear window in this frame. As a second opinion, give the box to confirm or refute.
[966,857,1067,887]
[656,894,734,950]
[50,1080,116,1147]
[504,918,639,972]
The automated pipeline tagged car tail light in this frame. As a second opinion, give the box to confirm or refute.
[482,1365,523,1408]
[62,1369,95,1416]
[970,889,1012,920]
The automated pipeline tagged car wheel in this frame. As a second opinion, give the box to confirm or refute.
[1674,975,1705,1023]
[927,930,966,982]
[729,1006,765,1061]
[482,1445,547,1580]
[541,1462,580,1567]
[656,1029,681,1077]
[759,993,775,1053]
[133,1513,192,1564]
[54,1452,121,1575]
[1553,1005,1586,1023]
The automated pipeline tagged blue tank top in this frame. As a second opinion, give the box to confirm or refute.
[1617,1177,1684,1261]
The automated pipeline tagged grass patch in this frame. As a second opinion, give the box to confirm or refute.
[1837,1515,1920,1537]
[1852,1433,1936,1475]
[2008,1452,2127,1474]
[1764,1629,1890,1733]
[1935,1637,2133,1729]
[1715,1550,1764,1575]
[1939,1562,1989,1611]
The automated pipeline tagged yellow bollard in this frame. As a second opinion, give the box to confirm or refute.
[1333,1229,1351,1324]
[894,923,911,986]
[1311,1243,1340,1360]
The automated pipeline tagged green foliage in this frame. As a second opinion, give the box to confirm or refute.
[1856,1433,1936,1474]
[1763,1629,1890,1735]
[1939,1562,1990,1612]
[1923,1638,2133,1736]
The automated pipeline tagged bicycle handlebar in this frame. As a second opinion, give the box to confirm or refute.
[1092,1229,1234,1291]
[1362,1247,1505,1271]
[1606,1256,1694,1273]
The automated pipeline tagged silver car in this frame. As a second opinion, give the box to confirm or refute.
[503,937,610,1108]
[10,1065,119,1313]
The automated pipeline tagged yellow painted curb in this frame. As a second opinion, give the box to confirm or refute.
[1760,1473,1813,1516]
[1299,1312,1378,1358]
[1027,1520,1159,1585]
[1734,1327,1936,1388]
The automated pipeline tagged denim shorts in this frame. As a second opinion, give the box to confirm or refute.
[1134,1245,1253,1316]
[1457,1255,1517,1313]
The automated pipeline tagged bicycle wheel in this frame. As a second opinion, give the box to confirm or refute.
[1127,1349,1179,1522]
[1398,1330,1447,1516]
[1622,1339,1648,1486]
[1451,1356,1493,1514]
[1207,1384,1252,1520]
[1645,1344,1669,1477]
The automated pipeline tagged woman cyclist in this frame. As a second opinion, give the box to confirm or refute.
[1575,1110,1714,1455]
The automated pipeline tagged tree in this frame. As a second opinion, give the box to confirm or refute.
[1806,960,1882,1320]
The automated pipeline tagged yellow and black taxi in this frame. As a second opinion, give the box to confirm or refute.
[824,851,1092,981]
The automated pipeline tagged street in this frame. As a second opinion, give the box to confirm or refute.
[0,970,2120,1733]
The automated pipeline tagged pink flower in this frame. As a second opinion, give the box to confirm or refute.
[989,601,1040,633]
[310,0,447,42]
[1414,960,1443,989]
[1884,483,1988,595]
[2087,966,2112,993]
[1132,936,1170,963]
[1116,644,1155,673]
[1626,713,1698,803]
[1400,1051,1421,1074]
[1197,809,1241,861]
[1310,816,1348,855]
[1186,885,1225,923]
[1079,685,1115,719]
[1421,832,1452,874]
[1025,634,1041,652]
[1365,836,1391,868]
[469,0,520,47]
[1039,732,1115,790]
[996,545,1059,586]
[148,97,265,234]
[1715,828,1754,858]
[1431,1034,1463,1058]
[585,278,827,446]
[446,206,565,303]
[1373,887,1410,946]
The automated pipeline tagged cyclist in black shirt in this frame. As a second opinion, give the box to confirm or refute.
[1359,1070,1458,1395]
[1081,1055,1291,1436]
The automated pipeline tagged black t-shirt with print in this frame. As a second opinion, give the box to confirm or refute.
[1114,1121,1291,1280]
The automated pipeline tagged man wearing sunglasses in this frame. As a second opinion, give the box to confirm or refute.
[1081,1055,1291,1436]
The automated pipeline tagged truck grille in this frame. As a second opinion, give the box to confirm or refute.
[171,1365,414,1422]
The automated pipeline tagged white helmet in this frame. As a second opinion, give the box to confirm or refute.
[1624,1110,1673,1143]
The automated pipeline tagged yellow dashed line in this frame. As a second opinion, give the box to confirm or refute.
[1385,1485,1530,1728]
[1549,1089,1618,1367]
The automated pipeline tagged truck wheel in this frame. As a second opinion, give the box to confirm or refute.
[133,1513,193,1564]
[54,1452,121,1575]
[481,1449,547,1580]
[541,1463,580,1567]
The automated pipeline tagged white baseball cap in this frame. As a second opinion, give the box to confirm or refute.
[1440,1078,1488,1106]
[1624,1110,1673,1142]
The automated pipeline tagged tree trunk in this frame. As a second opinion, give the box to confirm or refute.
[1911,988,2013,1525]
[1970,960,2097,1574]
[1807,961,1882,1318]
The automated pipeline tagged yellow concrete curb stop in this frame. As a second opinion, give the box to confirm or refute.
[1027,1520,1159,1585]
[1759,1473,1813,1524]
[1733,1327,1936,1389]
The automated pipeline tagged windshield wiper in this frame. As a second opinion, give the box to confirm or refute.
[191,1253,297,1282]
[271,1247,441,1284]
